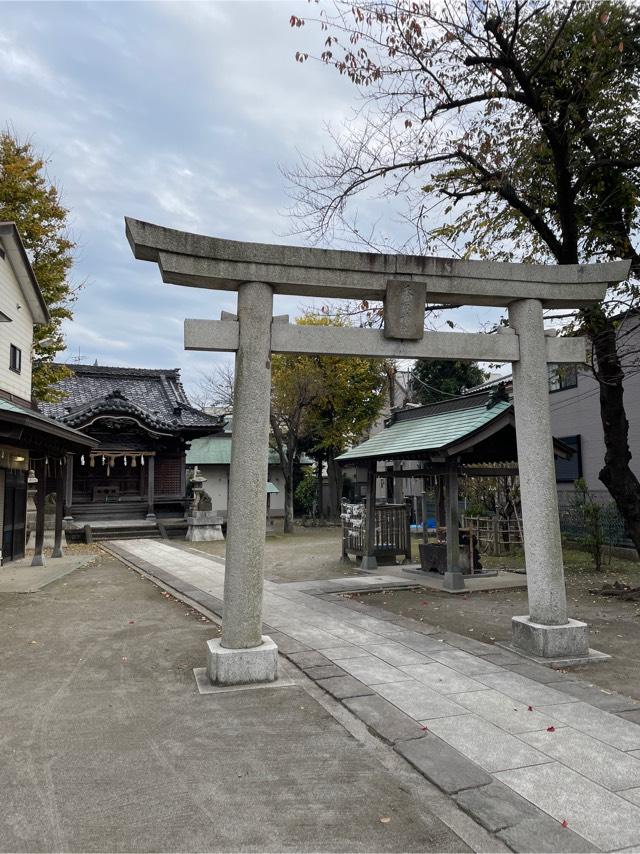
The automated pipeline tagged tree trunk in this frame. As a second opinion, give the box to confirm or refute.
[283,455,295,534]
[326,451,342,520]
[591,314,640,554]
[316,455,324,519]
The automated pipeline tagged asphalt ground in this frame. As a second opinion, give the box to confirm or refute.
[0,553,474,853]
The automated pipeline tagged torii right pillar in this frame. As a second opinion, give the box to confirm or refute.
[509,298,591,661]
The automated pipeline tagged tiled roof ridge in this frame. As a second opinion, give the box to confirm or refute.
[61,396,179,431]
[55,363,182,379]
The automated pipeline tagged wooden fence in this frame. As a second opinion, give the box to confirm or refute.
[462,514,523,556]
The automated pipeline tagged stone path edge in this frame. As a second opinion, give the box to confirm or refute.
[101,542,629,853]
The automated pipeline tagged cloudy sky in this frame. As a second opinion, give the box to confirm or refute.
[1,1,499,396]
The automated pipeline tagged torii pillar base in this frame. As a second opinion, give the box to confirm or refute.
[512,615,589,659]
[206,636,278,686]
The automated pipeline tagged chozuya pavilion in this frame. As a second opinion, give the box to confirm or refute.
[125,215,630,685]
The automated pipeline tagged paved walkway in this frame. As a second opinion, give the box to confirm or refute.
[108,539,640,854]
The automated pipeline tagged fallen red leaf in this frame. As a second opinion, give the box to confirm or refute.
[128,620,135,624]
[527,705,534,711]
[547,726,556,732]
[561,820,569,828]
[421,725,429,731]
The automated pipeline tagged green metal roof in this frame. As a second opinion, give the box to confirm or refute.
[337,400,512,462]
[187,436,280,465]
[187,436,312,466]
[266,481,279,494]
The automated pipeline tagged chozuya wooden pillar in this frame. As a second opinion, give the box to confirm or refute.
[361,459,378,571]
[125,216,629,672]
[442,464,464,591]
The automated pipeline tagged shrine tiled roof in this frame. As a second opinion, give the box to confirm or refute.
[39,364,221,434]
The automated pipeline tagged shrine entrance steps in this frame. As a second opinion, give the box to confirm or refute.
[66,517,187,543]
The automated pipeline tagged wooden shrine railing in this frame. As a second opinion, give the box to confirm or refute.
[341,501,411,562]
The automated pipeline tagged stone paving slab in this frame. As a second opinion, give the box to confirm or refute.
[476,650,525,666]
[453,780,542,832]
[334,655,410,686]
[288,651,331,669]
[432,631,495,656]
[504,662,577,684]
[400,663,487,695]
[549,681,640,712]
[314,675,375,700]
[428,649,503,677]
[538,702,640,750]
[495,762,640,851]
[622,788,640,807]
[522,727,640,791]
[106,539,640,854]
[342,695,428,745]
[477,671,580,707]
[303,664,346,680]
[453,689,561,734]
[496,814,600,853]
[386,630,449,655]
[426,714,552,773]
[396,735,492,794]
[316,644,370,661]
[366,641,432,667]
[374,680,468,720]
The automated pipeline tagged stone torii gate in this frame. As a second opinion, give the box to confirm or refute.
[126,217,630,684]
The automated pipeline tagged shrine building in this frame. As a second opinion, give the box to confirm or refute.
[40,364,221,534]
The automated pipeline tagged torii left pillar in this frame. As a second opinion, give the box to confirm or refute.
[205,281,278,685]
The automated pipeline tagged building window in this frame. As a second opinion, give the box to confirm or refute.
[549,363,578,393]
[555,435,583,483]
[9,344,21,374]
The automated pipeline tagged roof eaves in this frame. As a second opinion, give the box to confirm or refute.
[0,222,49,324]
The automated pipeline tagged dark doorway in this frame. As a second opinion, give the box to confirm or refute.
[3,469,27,562]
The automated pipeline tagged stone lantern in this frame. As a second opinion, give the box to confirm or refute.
[186,467,224,542]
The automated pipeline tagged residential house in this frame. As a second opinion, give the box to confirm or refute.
[0,223,94,562]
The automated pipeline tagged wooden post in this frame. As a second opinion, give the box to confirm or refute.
[361,459,377,571]
[31,457,46,567]
[63,452,74,521]
[442,464,464,591]
[52,458,65,558]
[404,501,412,563]
[146,455,156,520]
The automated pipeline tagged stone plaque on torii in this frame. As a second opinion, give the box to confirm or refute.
[126,217,630,684]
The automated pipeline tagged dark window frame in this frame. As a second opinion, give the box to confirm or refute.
[549,363,578,393]
[555,434,583,483]
[9,344,22,374]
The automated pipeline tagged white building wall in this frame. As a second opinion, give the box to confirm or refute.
[198,463,287,517]
[0,253,34,401]
[550,319,640,503]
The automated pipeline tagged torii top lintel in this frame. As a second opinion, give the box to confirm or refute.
[125,217,630,308]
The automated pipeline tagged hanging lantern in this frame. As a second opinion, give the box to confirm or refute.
[124,456,128,467]
[80,455,85,466]
[101,455,106,465]
[131,456,137,468]
[141,455,145,467]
